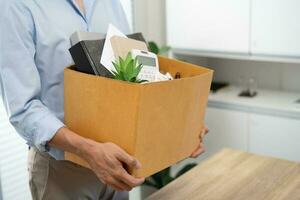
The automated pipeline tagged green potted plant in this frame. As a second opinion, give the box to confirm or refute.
[148,41,171,56]
[111,53,147,83]
[111,41,171,84]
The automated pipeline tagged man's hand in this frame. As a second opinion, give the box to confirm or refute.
[83,141,145,191]
[49,127,144,191]
[190,127,209,158]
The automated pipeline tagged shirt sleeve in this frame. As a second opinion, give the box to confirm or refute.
[0,2,65,158]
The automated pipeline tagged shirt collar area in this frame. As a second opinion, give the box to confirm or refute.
[68,0,96,23]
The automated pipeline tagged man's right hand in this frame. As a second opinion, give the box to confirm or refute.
[49,127,145,191]
[82,140,145,191]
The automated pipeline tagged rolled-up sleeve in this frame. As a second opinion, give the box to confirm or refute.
[0,2,64,157]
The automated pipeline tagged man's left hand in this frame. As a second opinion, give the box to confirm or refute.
[190,127,209,158]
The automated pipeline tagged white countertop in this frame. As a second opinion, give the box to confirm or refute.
[208,86,300,119]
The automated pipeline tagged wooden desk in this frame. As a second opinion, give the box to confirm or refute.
[147,149,300,200]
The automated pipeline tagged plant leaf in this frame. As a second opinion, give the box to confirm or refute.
[148,41,159,54]
[124,52,132,66]
[130,77,137,82]
[136,79,148,83]
[132,64,143,78]
[125,60,135,80]
[112,62,121,73]
[159,46,171,55]
[119,71,126,81]
[110,52,147,83]
[111,70,118,77]
[119,56,126,73]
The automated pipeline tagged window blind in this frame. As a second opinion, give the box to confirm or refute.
[0,100,32,200]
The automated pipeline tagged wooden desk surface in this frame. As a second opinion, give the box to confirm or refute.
[147,149,300,200]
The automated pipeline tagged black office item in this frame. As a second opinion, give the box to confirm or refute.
[69,39,113,77]
[210,82,229,93]
[127,32,147,44]
[175,72,181,79]
[239,89,257,98]
[69,33,147,77]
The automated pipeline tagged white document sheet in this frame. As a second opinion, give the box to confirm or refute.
[100,24,127,72]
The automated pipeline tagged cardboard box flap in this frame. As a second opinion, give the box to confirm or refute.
[158,56,211,78]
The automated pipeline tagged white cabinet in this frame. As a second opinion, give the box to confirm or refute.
[170,107,248,180]
[203,106,300,162]
[251,0,300,57]
[166,0,250,53]
[204,107,248,157]
[249,113,300,162]
[166,0,300,60]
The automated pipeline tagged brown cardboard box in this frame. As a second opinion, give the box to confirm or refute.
[64,56,213,178]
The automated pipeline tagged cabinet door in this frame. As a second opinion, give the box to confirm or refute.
[171,107,248,177]
[166,0,250,53]
[249,113,300,162]
[251,0,300,57]
[203,107,248,158]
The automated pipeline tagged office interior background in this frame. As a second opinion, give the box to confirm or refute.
[1,0,300,199]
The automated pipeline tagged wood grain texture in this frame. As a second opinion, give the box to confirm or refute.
[147,149,300,200]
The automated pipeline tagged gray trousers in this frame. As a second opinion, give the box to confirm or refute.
[28,148,128,200]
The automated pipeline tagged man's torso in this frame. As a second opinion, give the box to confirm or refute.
[26,0,130,121]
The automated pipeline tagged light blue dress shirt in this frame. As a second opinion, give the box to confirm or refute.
[0,0,130,160]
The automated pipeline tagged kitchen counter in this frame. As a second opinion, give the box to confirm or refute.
[208,86,300,119]
[147,149,300,200]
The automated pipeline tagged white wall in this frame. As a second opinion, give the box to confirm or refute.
[0,175,2,200]
[209,58,300,93]
[175,54,300,93]
[133,0,166,45]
